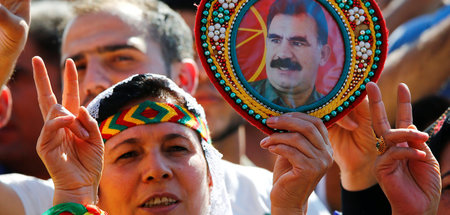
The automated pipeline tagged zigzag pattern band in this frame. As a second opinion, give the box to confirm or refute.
[99,101,210,143]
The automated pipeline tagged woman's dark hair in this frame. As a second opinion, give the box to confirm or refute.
[93,74,202,123]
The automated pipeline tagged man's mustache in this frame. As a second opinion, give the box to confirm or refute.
[270,58,302,71]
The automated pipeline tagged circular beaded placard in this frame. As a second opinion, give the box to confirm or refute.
[195,0,387,134]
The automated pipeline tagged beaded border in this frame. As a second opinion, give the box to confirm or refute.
[195,0,387,134]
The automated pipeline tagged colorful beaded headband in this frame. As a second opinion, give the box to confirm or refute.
[99,101,211,144]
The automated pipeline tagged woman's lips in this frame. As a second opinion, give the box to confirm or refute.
[139,193,181,213]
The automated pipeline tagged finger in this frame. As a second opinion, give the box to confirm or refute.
[77,106,102,144]
[384,129,429,146]
[62,59,80,116]
[45,104,90,140]
[37,115,75,153]
[267,112,329,149]
[335,115,358,131]
[366,82,391,136]
[67,120,90,140]
[395,83,412,129]
[268,144,309,167]
[261,133,318,159]
[268,144,332,174]
[33,56,57,120]
[376,146,427,168]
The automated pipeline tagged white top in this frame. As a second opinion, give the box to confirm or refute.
[0,163,330,215]
[221,160,330,215]
[0,173,54,215]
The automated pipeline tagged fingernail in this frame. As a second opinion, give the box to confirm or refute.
[80,127,89,139]
[268,145,275,151]
[62,115,74,121]
[260,137,269,147]
[267,117,278,124]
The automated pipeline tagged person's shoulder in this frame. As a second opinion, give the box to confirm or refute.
[0,173,53,192]
[0,173,54,215]
[220,160,272,214]
[0,173,49,184]
[221,160,272,182]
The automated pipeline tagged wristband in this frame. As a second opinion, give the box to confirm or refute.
[42,202,107,215]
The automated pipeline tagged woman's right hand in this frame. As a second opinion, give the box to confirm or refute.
[367,82,441,215]
[33,56,104,205]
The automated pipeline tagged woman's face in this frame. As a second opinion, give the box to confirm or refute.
[98,122,211,215]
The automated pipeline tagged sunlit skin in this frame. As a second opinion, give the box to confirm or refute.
[62,6,167,106]
[438,142,450,215]
[98,122,211,215]
[265,14,330,106]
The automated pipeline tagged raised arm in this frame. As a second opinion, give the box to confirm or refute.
[32,56,104,206]
[382,0,443,32]
[260,113,333,215]
[368,82,441,215]
[0,0,30,86]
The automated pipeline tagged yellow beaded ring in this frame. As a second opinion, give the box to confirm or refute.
[373,131,387,155]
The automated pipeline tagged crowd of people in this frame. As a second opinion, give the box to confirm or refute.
[0,0,448,214]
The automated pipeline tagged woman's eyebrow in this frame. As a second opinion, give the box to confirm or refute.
[162,133,191,142]
[97,44,142,53]
[110,138,139,151]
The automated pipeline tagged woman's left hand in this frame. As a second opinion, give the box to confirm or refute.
[261,113,333,215]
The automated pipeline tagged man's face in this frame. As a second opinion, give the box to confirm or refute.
[62,11,167,106]
[265,14,328,95]
[0,40,60,177]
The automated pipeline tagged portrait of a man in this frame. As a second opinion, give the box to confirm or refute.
[249,0,331,108]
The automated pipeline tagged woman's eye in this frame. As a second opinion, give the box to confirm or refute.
[168,146,188,152]
[118,151,138,160]
[75,63,87,71]
[113,55,134,62]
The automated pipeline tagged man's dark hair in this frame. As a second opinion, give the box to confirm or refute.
[267,0,328,45]
[30,0,73,67]
[412,95,450,131]
[160,0,199,11]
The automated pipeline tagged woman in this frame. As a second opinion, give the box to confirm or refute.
[33,56,333,214]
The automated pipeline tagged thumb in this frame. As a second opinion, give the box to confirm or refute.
[0,4,28,47]
[37,114,75,154]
